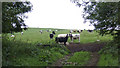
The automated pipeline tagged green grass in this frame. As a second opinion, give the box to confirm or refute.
[7,28,113,44]
[2,34,70,66]
[97,41,118,66]
[97,54,118,66]
[64,51,91,66]
[7,28,70,44]
[79,30,113,44]
[2,28,114,66]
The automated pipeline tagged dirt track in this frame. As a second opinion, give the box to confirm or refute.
[52,42,106,66]
[66,42,105,53]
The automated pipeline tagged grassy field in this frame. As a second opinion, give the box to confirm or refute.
[8,28,113,44]
[2,28,117,66]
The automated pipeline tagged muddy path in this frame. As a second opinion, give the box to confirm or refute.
[66,42,105,53]
[84,52,100,66]
[51,42,106,67]
[52,53,74,67]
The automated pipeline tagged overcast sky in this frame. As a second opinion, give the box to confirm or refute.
[24,0,95,30]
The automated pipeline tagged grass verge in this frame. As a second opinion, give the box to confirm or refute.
[63,51,91,66]
[97,41,118,66]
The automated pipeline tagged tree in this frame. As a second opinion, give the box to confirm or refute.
[71,0,120,43]
[2,1,33,33]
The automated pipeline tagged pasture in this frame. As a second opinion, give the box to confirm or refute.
[2,28,118,66]
[8,28,112,44]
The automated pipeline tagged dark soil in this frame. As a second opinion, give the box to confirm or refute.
[66,42,105,53]
[51,42,106,67]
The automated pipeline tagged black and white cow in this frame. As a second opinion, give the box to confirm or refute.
[49,33,54,39]
[88,30,93,32]
[55,34,69,45]
[39,30,42,34]
[52,31,56,35]
[69,33,80,42]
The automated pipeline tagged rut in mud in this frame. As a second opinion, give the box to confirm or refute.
[51,42,106,66]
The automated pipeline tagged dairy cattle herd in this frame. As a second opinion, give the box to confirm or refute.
[48,29,93,45]
[10,29,94,45]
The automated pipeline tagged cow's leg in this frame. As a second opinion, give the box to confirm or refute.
[72,37,73,42]
[71,38,73,42]
[70,37,73,42]
[79,36,80,42]
[64,42,66,46]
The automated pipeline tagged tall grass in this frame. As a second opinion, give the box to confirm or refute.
[97,41,118,66]
[2,34,70,66]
